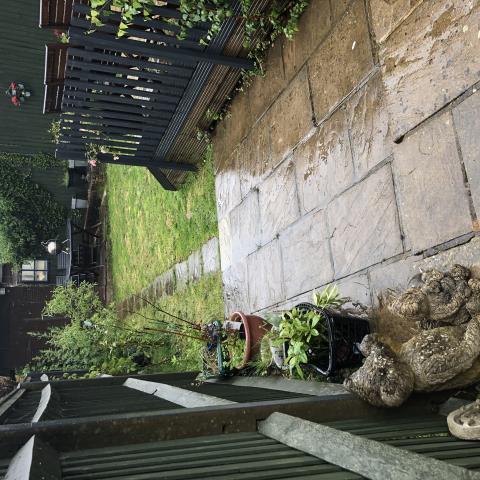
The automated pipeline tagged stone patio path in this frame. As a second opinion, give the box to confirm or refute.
[212,0,480,317]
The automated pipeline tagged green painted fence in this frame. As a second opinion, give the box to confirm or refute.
[0,2,58,155]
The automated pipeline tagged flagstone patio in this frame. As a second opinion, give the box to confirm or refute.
[212,0,480,315]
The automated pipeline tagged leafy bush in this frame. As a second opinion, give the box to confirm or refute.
[32,283,153,376]
[43,281,104,322]
[0,152,64,170]
[0,154,67,265]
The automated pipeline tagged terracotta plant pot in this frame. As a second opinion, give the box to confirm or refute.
[229,311,272,369]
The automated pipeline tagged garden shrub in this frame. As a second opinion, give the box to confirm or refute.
[31,283,155,376]
[0,153,67,265]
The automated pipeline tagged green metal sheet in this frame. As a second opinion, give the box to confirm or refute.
[60,432,362,480]
[327,415,480,473]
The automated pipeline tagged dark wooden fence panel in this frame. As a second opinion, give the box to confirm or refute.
[39,0,87,29]
[55,1,254,189]
[44,43,69,113]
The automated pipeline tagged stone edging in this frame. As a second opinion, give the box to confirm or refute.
[118,237,220,318]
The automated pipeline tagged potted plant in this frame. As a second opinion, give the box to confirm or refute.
[274,286,370,378]
[276,307,324,378]
[221,311,272,370]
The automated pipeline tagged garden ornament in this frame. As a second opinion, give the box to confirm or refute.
[447,399,480,440]
[345,265,480,407]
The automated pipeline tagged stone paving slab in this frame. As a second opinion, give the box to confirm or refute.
[218,216,232,272]
[281,0,331,82]
[214,150,241,221]
[327,164,403,278]
[247,240,284,312]
[248,40,288,123]
[202,237,220,275]
[259,160,300,245]
[268,67,314,164]
[308,0,374,122]
[279,209,333,299]
[174,260,189,291]
[230,191,261,260]
[257,290,313,316]
[294,106,355,213]
[330,0,351,21]
[222,260,249,316]
[381,0,480,140]
[217,89,252,155]
[421,236,480,276]
[393,112,472,253]
[369,0,424,44]
[237,114,272,199]
[453,90,480,217]
[347,73,393,179]
[154,268,176,298]
[368,255,422,303]
[187,249,202,283]
[334,272,372,308]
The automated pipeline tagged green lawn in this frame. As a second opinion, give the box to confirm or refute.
[106,148,218,302]
[128,272,225,373]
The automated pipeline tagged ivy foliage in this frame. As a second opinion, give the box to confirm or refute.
[88,0,309,57]
[177,0,309,49]
[0,153,67,265]
[88,0,156,36]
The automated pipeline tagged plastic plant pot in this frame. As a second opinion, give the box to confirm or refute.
[294,303,370,376]
[229,311,272,369]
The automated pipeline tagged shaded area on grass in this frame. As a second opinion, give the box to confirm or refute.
[106,148,218,302]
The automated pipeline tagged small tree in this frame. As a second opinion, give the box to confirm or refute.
[32,283,155,375]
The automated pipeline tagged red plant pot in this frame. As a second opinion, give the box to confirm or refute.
[229,311,272,369]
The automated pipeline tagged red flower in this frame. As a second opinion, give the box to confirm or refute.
[11,97,20,107]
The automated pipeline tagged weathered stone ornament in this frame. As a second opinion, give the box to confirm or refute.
[447,399,480,440]
[389,265,472,328]
[344,265,480,407]
[399,315,480,390]
[343,334,414,407]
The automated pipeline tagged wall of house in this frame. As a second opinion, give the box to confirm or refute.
[213,0,480,314]
[0,1,57,155]
[0,285,66,375]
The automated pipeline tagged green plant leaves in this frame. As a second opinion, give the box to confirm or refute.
[0,156,67,265]
[33,282,151,375]
[312,284,347,309]
[277,306,327,379]
[86,0,308,53]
